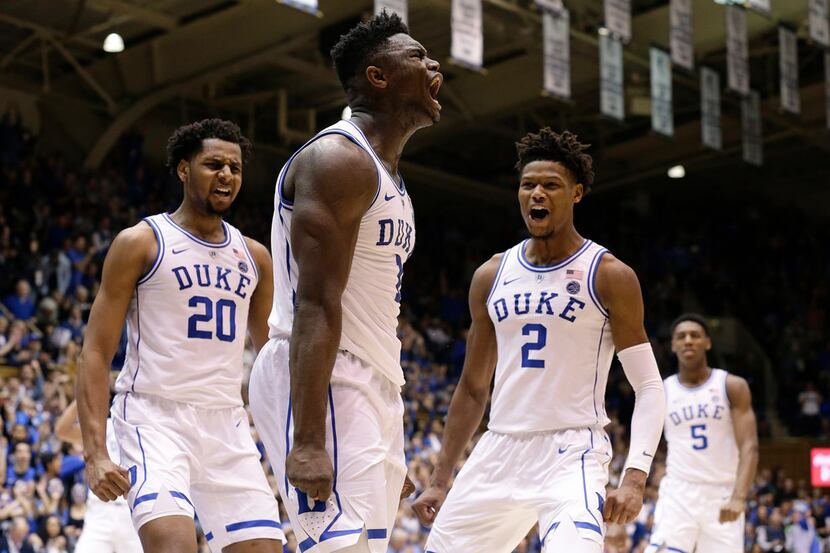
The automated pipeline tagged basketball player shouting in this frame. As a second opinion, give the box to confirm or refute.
[413,128,665,553]
[249,11,442,553]
[646,314,758,553]
[77,119,284,553]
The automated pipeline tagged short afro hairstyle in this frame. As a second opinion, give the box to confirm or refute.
[166,118,252,176]
[515,127,595,191]
[670,313,711,337]
[330,11,409,94]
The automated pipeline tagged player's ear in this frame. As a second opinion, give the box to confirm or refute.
[704,336,712,351]
[573,182,584,204]
[366,65,388,89]
[177,159,189,184]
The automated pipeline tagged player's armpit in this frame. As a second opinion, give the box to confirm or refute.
[244,237,273,352]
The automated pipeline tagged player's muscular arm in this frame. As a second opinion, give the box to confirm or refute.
[596,255,666,524]
[285,137,377,501]
[720,375,758,523]
[244,238,274,353]
[412,255,500,525]
[77,224,155,501]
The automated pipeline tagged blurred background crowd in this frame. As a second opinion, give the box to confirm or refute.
[1,105,829,553]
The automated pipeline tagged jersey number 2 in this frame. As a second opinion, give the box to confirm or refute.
[187,296,236,342]
[521,323,547,369]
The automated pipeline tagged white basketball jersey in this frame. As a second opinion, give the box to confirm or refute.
[268,120,415,387]
[114,213,258,408]
[487,239,615,433]
[663,369,738,484]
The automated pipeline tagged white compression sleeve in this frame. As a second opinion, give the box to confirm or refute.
[617,342,665,476]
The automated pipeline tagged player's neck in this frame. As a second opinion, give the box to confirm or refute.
[169,205,225,242]
[348,110,417,177]
[678,363,712,386]
[525,228,584,266]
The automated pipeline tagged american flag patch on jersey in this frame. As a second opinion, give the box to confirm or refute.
[566,269,584,280]
[232,247,246,260]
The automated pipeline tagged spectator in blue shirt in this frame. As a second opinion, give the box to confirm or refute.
[6,442,35,486]
[2,280,35,321]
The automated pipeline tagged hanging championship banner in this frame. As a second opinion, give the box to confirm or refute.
[543,9,571,99]
[278,0,320,16]
[700,67,722,150]
[746,0,770,14]
[604,0,631,43]
[535,0,564,13]
[810,0,830,48]
[451,0,483,70]
[600,33,625,120]
[726,6,749,95]
[650,47,673,137]
[670,0,693,71]
[779,27,800,115]
[742,90,762,166]
[375,0,408,25]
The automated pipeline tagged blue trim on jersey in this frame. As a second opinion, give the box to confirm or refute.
[517,239,593,273]
[721,369,731,407]
[170,491,194,507]
[592,319,608,422]
[133,493,158,507]
[133,427,149,509]
[235,228,259,282]
[162,213,231,248]
[131,287,141,391]
[205,531,214,541]
[226,519,282,532]
[485,250,510,305]
[587,248,609,317]
[138,217,165,284]
[574,521,602,536]
[123,392,129,420]
[541,521,560,544]
[580,428,603,531]
[276,128,381,207]
[284,397,292,495]
[366,529,387,539]
[344,120,406,196]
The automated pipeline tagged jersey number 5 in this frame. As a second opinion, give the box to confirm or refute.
[187,296,236,342]
[521,323,547,369]
[691,424,708,450]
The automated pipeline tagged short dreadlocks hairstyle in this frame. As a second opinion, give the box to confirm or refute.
[330,11,409,94]
[670,313,711,337]
[514,127,595,192]
[165,118,252,176]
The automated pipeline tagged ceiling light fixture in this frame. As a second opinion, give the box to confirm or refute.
[667,165,686,179]
[103,33,125,53]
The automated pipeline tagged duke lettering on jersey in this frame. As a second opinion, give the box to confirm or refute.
[172,264,252,299]
[376,218,414,255]
[668,403,726,425]
[491,292,585,323]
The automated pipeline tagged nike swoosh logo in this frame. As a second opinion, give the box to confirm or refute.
[643,451,653,457]
[503,277,521,286]
[172,248,189,254]
[558,445,570,454]
[384,193,396,201]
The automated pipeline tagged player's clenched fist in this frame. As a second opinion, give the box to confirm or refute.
[86,456,131,502]
[603,485,643,525]
[718,498,745,523]
[412,485,448,526]
[286,445,333,501]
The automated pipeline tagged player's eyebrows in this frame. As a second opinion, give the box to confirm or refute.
[203,155,241,168]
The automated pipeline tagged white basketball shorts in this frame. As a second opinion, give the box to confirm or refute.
[249,337,406,553]
[425,426,611,553]
[646,475,743,553]
[111,392,285,552]
[74,496,142,553]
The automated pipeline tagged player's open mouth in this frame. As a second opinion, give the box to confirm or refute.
[529,207,549,221]
[213,188,232,198]
[428,73,443,110]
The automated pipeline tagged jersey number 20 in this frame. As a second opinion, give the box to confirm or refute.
[521,323,547,369]
[187,296,236,342]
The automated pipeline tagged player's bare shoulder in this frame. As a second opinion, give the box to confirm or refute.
[242,236,272,271]
[469,253,504,304]
[105,221,159,277]
[287,134,377,205]
[594,252,642,307]
[725,373,752,406]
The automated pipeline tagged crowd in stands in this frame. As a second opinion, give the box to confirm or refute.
[1,107,829,552]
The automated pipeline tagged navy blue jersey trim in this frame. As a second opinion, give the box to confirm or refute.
[517,239,593,273]
[162,213,231,248]
[138,217,164,284]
